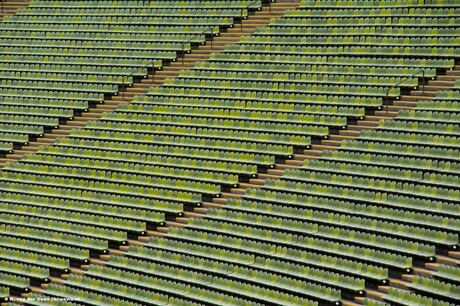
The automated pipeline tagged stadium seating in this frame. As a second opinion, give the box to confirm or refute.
[0,0,458,305]
[43,88,456,305]
[0,0,265,295]
[0,0,262,154]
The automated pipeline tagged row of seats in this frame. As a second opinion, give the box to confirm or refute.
[437,89,460,99]
[1,221,107,251]
[195,61,438,77]
[21,153,240,185]
[1,80,117,94]
[0,115,59,128]
[133,96,366,117]
[25,146,258,176]
[162,77,405,95]
[0,201,147,232]
[0,123,44,136]
[3,40,194,52]
[226,44,460,57]
[300,0,460,7]
[255,26,460,36]
[32,0,263,8]
[2,54,163,68]
[20,8,247,16]
[228,194,458,237]
[0,63,144,78]
[241,34,460,46]
[0,32,210,42]
[0,260,49,279]
[109,103,344,125]
[435,264,460,284]
[42,277,271,306]
[149,234,387,281]
[342,137,459,160]
[85,120,317,145]
[0,106,73,118]
[149,87,384,107]
[0,234,89,261]
[81,262,318,305]
[409,275,459,303]
[1,72,131,86]
[0,245,70,270]
[0,210,128,241]
[178,69,419,87]
[47,138,276,164]
[273,16,459,26]
[4,160,223,194]
[290,7,460,16]
[384,287,452,306]
[1,188,183,214]
[2,16,235,25]
[301,157,458,187]
[2,47,178,59]
[257,172,457,216]
[6,16,234,24]
[359,129,459,147]
[25,290,141,306]
[209,52,455,68]
[0,24,221,34]
[0,272,29,290]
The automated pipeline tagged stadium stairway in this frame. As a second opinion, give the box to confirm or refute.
[0,0,29,21]
[0,0,301,168]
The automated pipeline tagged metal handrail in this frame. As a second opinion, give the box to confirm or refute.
[181,27,214,65]
[384,69,427,115]
[121,61,157,100]
[241,0,262,31]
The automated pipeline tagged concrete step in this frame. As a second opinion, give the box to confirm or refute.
[258,173,283,179]
[229,187,245,195]
[342,300,362,306]
[429,80,456,86]
[399,95,433,102]
[339,129,361,137]
[393,100,418,107]
[365,115,393,121]
[408,90,438,97]
[249,178,266,185]
[446,70,460,76]
[356,120,380,127]
[310,144,339,151]
[411,267,435,278]
[448,250,460,260]
[322,139,342,147]
[275,163,300,170]
[436,254,459,266]
[239,182,262,189]
[285,159,304,166]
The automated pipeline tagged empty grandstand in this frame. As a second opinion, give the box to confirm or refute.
[0,0,458,305]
